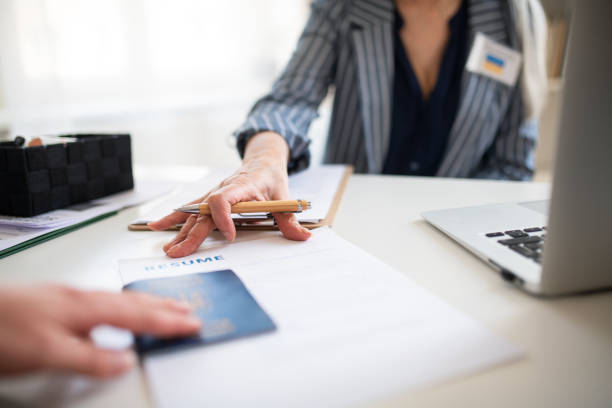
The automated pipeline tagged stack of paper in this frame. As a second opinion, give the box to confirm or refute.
[119,228,522,408]
[0,179,176,259]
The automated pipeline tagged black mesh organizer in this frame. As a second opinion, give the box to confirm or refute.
[0,134,133,217]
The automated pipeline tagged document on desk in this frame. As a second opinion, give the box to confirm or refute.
[119,228,522,408]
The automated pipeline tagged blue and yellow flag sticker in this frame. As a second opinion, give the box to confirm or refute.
[483,54,505,75]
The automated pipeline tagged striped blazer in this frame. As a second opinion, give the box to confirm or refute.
[234,0,538,179]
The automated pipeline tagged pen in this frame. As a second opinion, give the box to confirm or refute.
[175,199,311,214]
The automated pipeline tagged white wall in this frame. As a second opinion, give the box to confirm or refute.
[0,0,312,165]
[533,0,573,181]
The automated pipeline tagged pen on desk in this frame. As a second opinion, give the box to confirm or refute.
[175,199,311,214]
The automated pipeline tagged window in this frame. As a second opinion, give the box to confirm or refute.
[0,0,308,118]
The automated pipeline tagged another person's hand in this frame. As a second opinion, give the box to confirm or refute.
[149,132,311,258]
[0,285,201,378]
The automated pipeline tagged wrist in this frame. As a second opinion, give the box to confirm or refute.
[243,131,289,170]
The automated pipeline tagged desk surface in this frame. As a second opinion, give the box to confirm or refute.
[1,171,611,408]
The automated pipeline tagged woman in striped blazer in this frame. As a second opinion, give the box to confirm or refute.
[151,0,548,257]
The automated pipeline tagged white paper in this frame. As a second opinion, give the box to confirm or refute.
[0,179,177,253]
[122,228,522,408]
[132,165,347,225]
[119,251,231,285]
[0,203,118,252]
[0,179,177,229]
[0,211,86,229]
[0,204,114,230]
[288,165,346,222]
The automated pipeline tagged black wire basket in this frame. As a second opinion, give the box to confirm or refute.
[0,134,134,216]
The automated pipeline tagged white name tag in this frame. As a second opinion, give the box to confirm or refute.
[466,32,522,86]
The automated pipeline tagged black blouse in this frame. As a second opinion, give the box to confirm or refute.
[383,1,468,176]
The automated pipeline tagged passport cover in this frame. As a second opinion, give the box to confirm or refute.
[124,269,276,354]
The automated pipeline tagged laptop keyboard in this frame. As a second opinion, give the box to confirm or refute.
[486,227,547,264]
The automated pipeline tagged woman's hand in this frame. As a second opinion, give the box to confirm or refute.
[148,132,311,258]
[0,285,202,378]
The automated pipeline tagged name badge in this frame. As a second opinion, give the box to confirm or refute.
[466,32,522,86]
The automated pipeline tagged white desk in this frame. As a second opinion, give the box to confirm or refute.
[1,172,611,407]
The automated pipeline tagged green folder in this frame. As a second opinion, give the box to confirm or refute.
[0,211,117,259]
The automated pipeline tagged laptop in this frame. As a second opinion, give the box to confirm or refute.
[422,1,612,296]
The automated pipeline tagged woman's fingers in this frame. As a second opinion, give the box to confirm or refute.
[148,195,208,231]
[152,160,301,257]
[157,175,265,258]
[274,212,312,241]
[162,215,198,253]
[206,194,236,242]
[166,215,216,258]
[148,211,190,231]
[268,174,311,241]
[205,182,265,242]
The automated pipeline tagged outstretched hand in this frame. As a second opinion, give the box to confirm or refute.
[148,132,311,258]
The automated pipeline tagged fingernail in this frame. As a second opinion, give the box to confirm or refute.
[173,300,192,311]
[223,231,233,241]
[186,316,202,329]
[147,222,160,230]
[112,351,136,371]
[166,246,180,258]
[163,238,181,252]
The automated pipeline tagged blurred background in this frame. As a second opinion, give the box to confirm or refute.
[0,0,570,180]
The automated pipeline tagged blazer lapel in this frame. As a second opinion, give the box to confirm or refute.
[437,0,517,177]
[349,0,394,173]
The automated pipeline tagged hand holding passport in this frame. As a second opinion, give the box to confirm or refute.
[0,285,202,378]
[124,270,276,354]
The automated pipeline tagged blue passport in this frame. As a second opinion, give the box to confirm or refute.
[124,269,276,354]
